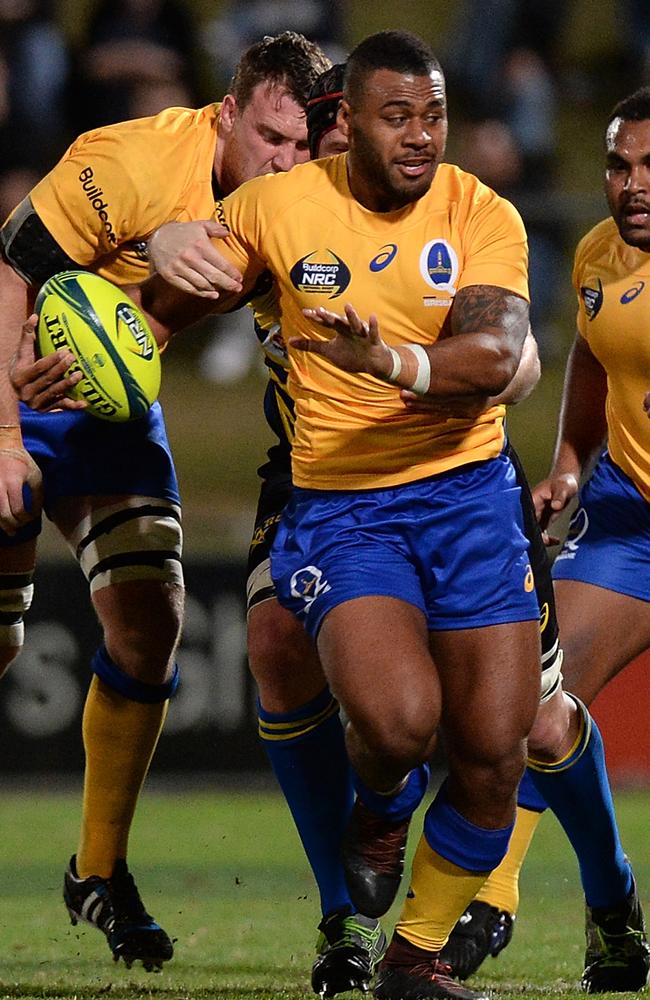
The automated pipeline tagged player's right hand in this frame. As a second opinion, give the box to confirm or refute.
[0,436,43,533]
[532,472,579,542]
[148,220,244,299]
[10,316,86,412]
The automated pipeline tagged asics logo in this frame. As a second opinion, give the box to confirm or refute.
[621,281,645,304]
[369,244,398,272]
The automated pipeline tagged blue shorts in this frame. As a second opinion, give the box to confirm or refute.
[1,402,180,546]
[270,453,539,638]
[553,451,650,601]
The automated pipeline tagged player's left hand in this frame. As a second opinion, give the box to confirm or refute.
[296,304,393,378]
[10,315,86,412]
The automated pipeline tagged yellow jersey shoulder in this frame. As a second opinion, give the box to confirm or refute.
[30,103,220,282]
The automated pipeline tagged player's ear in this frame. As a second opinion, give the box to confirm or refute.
[337,101,351,137]
[220,94,238,133]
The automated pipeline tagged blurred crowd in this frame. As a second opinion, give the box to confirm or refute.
[2,0,649,374]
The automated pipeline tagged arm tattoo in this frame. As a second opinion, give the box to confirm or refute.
[451,285,529,339]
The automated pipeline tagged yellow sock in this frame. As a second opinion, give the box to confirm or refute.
[396,835,489,951]
[474,805,542,914]
[76,676,168,878]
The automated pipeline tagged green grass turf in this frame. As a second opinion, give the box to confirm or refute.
[0,787,649,999]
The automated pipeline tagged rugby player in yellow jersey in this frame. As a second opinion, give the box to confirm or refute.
[0,31,328,971]
[469,86,650,995]
[141,30,541,1000]
[139,31,647,1000]
[147,64,559,997]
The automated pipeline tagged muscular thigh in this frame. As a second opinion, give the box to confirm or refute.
[431,619,541,759]
[317,595,440,743]
[555,579,650,705]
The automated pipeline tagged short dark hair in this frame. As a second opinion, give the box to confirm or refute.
[307,63,346,158]
[344,30,443,106]
[608,86,650,126]
[229,31,331,110]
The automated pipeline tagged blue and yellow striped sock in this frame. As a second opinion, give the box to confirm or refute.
[397,781,513,951]
[528,696,632,908]
[258,686,354,917]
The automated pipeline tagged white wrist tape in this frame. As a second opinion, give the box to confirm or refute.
[387,348,402,382]
[405,344,431,394]
[385,344,431,394]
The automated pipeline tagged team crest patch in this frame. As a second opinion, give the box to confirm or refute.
[581,278,603,320]
[289,250,351,298]
[290,564,331,612]
[419,239,458,293]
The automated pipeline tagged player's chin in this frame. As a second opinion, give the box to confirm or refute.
[619,223,650,250]
[391,169,435,202]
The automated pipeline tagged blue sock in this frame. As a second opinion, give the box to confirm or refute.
[354,763,430,823]
[424,780,513,870]
[258,687,354,917]
[517,767,547,813]
[528,697,632,908]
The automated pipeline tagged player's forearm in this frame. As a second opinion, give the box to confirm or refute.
[134,271,252,347]
[386,285,529,398]
[0,258,29,427]
[548,334,608,479]
[386,327,525,399]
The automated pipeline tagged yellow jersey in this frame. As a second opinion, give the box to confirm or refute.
[29,104,221,285]
[217,154,529,490]
[574,217,650,501]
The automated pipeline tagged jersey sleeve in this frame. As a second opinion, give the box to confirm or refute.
[30,129,175,264]
[212,176,276,304]
[457,187,529,300]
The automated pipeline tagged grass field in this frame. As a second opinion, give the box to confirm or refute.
[1,786,649,1000]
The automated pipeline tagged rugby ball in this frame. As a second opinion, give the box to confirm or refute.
[35,270,161,422]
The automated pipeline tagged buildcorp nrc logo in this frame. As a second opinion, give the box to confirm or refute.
[289,250,351,298]
[78,167,117,245]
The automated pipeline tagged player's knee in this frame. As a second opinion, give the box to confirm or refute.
[247,598,325,708]
[101,582,184,685]
[0,572,34,678]
[350,699,435,772]
[74,498,183,683]
[528,689,575,761]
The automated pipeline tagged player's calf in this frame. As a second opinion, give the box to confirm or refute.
[343,766,430,918]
